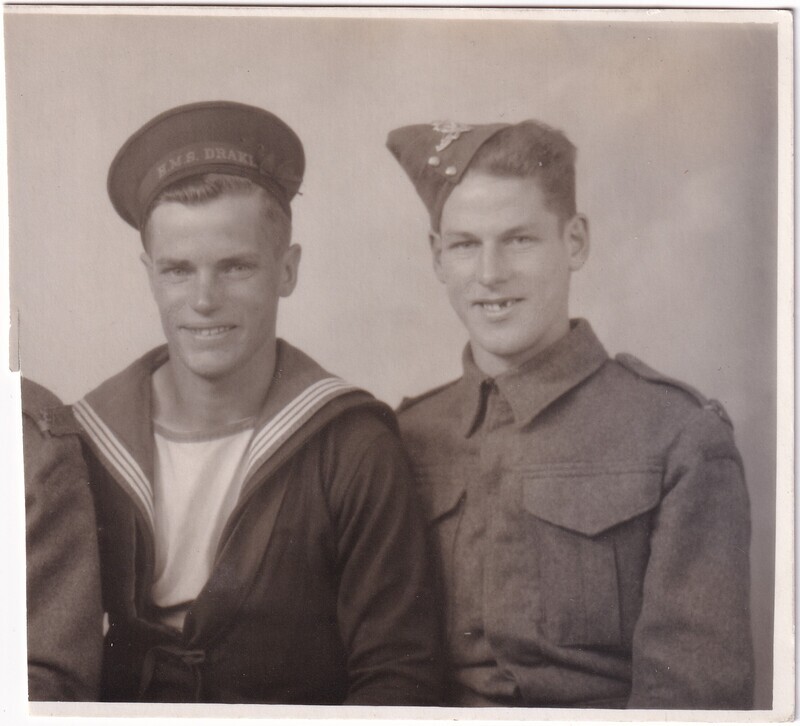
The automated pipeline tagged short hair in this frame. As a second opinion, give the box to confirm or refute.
[467,120,577,224]
[141,173,292,254]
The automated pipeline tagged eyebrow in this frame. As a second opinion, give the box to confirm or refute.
[442,224,538,240]
[441,230,479,240]
[153,257,190,267]
[215,254,260,266]
[153,253,261,267]
[502,225,537,236]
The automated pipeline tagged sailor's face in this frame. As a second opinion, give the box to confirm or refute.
[143,192,299,383]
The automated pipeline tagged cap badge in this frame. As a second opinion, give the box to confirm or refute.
[431,121,473,152]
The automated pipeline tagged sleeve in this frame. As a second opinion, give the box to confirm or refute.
[627,409,755,709]
[24,409,104,701]
[325,412,444,706]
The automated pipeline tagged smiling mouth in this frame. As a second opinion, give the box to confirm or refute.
[474,299,520,313]
[182,325,235,338]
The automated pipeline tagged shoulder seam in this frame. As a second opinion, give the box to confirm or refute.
[614,353,733,428]
[397,378,460,414]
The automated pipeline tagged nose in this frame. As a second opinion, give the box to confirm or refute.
[190,270,223,314]
[476,243,509,286]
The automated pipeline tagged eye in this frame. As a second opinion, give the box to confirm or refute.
[222,261,256,277]
[447,239,478,251]
[160,266,190,280]
[507,235,538,249]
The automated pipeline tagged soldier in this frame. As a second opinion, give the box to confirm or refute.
[69,101,441,703]
[386,119,754,708]
[22,378,103,700]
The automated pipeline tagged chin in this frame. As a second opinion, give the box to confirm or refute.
[180,354,238,382]
[187,366,232,382]
[478,336,532,359]
[478,340,547,371]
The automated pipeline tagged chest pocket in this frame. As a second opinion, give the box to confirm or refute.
[521,466,662,648]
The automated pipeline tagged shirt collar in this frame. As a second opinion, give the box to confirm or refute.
[78,339,341,470]
[459,318,608,436]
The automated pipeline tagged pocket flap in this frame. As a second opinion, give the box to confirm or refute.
[522,468,662,536]
[412,466,465,523]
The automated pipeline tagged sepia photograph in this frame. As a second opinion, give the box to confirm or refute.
[1,5,792,722]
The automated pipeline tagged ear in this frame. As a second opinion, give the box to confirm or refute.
[140,251,156,293]
[278,243,302,297]
[429,230,446,284]
[563,214,590,272]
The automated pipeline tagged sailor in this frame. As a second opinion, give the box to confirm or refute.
[72,101,441,704]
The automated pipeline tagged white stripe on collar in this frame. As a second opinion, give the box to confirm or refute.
[74,377,359,531]
[74,398,156,527]
[244,377,358,481]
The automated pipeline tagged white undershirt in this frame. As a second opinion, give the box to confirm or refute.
[150,419,255,630]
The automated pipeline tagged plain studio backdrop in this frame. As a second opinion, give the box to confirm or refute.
[6,9,781,710]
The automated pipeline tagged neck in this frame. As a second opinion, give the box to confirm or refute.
[152,345,277,432]
[472,319,572,378]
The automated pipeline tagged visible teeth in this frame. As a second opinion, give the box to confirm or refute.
[481,301,513,312]
[188,326,230,336]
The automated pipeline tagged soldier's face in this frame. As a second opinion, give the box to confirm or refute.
[432,172,588,376]
[142,192,300,384]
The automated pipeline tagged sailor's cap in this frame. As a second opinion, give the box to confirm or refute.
[108,100,305,230]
